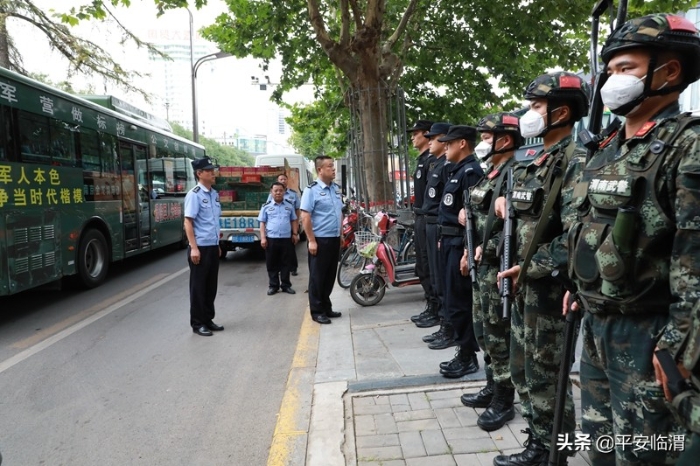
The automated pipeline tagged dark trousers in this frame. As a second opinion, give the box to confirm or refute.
[414,214,434,303]
[266,237,293,290]
[425,223,444,317]
[308,236,340,316]
[188,245,219,328]
[440,235,479,352]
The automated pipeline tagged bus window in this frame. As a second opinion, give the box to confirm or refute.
[49,119,76,167]
[0,105,13,161]
[18,111,51,163]
[79,128,101,172]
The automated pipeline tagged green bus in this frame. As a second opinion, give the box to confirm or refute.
[0,67,205,296]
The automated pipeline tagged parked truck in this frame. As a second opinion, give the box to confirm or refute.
[217,163,304,257]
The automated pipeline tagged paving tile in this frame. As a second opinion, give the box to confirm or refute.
[355,414,377,436]
[434,408,462,429]
[355,396,379,407]
[475,451,501,465]
[390,393,411,407]
[443,426,492,440]
[454,407,480,427]
[358,460,406,466]
[427,389,464,400]
[447,436,498,454]
[396,418,442,432]
[394,409,436,422]
[490,425,521,451]
[354,403,395,415]
[408,392,432,411]
[356,433,400,448]
[430,397,466,409]
[421,429,450,455]
[399,431,427,458]
[357,446,404,462]
[375,413,399,434]
[405,455,457,466]
[375,395,391,405]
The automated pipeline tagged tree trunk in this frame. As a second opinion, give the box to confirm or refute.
[357,86,393,209]
[0,12,9,69]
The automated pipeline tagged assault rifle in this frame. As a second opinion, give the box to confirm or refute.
[463,190,479,290]
[500,168,515,320]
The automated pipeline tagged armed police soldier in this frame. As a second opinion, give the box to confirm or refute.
[267,173,302,275]
[560,14,700,465]
[407,119,439,328]
[494,72,590,466]
[260,182,299,295]
[418,122,454,347]
[301,156,344,324]
[435,125,484,378]
[184,157,224,337]
[459,113,523,431]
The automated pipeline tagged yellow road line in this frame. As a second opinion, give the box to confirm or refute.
[267,309,320,466]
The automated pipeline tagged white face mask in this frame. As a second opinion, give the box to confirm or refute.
[474,140,491,159]
[600,63,668,114]
[519,110,546,139]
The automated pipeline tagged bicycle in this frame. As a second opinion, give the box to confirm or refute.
[337,210,374,288]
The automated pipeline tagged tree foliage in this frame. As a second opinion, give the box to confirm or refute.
[201,0,697,161]
[170,122,254,167]
[0,0,205,99]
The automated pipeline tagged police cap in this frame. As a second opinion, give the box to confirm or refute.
[437,125,477,145]
[407,119,434,132]
[424,122,452,138]
[191,157,219,171]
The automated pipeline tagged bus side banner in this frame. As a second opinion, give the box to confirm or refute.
[0,162,84,209]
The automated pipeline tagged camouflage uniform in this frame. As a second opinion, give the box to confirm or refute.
[495,72,590,466]
[567,14,700,465]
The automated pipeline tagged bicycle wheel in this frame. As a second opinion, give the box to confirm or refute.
[399,238,416,264]
[337,244,367,289]
[349,273,386,306]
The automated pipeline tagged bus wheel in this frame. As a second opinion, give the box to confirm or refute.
[77,229,109,288]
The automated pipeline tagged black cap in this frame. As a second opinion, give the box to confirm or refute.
[424,122,452,138]
[406,119,434,132]
[191,157,219,171]
[437,125,477,144]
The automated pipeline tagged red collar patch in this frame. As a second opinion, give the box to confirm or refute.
[599,130,618,149]
[634,121,656,138]
[533,152,548,166]
[488,169,499,180]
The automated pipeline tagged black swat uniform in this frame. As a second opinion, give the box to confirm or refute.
[436,125,483,378]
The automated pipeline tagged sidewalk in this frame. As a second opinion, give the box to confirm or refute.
[277,282,590,466]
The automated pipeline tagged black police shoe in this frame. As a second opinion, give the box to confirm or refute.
[267,287,278,295]
[291,270,298,276]
[440,352,479,378]
[414,313,440,328]
[326,310,342,318]
[206,321,224,331]
[312,314,331,324]
[427,333,457,350]
[193,325,213,337]
[461,375,494,408]
[492,429,550,466]
[477,384,515,432]
[281,287,296,294]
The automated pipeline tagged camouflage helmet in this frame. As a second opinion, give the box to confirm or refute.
[523,71,591,121]
[601,14,700,85]
[476,112,524,148]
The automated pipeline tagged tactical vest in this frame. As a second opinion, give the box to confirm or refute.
[569,114,700,314]
[511,139,577,259]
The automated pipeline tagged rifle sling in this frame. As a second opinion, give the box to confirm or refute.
[516,140,577,288]
[481,160,513,253]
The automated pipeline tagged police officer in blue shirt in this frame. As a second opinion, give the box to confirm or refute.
[266,173,302,275]
[260,182,299,295]
[436,125,484,377]
[300,155,343,324]
[184,157,223,337]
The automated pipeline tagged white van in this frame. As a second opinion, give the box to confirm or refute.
[254,154,315,194]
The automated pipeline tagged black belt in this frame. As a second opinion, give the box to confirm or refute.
[438,225,464,237]
[426,215,439,224]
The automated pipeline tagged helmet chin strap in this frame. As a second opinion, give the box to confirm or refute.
[612,55,684,116]
[541,105,574,137]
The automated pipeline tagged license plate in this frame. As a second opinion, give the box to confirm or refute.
[231,235,255,243]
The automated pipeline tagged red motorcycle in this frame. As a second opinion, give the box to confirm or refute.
[341,208,359,252]
[349,211,420,306]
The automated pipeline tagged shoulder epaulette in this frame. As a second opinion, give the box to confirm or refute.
[193,186,201,193]
[308,181,318,187]
[262,200,271,206]
[284,199,293,205]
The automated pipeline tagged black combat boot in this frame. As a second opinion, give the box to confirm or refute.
[477,383,515,431]
[422,319,446,343]
[440,346,479,378]
[410,301,432,322]
[415,301,440,328]
[492,429,549,466]
[460,370,494,407]
[428,323,457,350]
